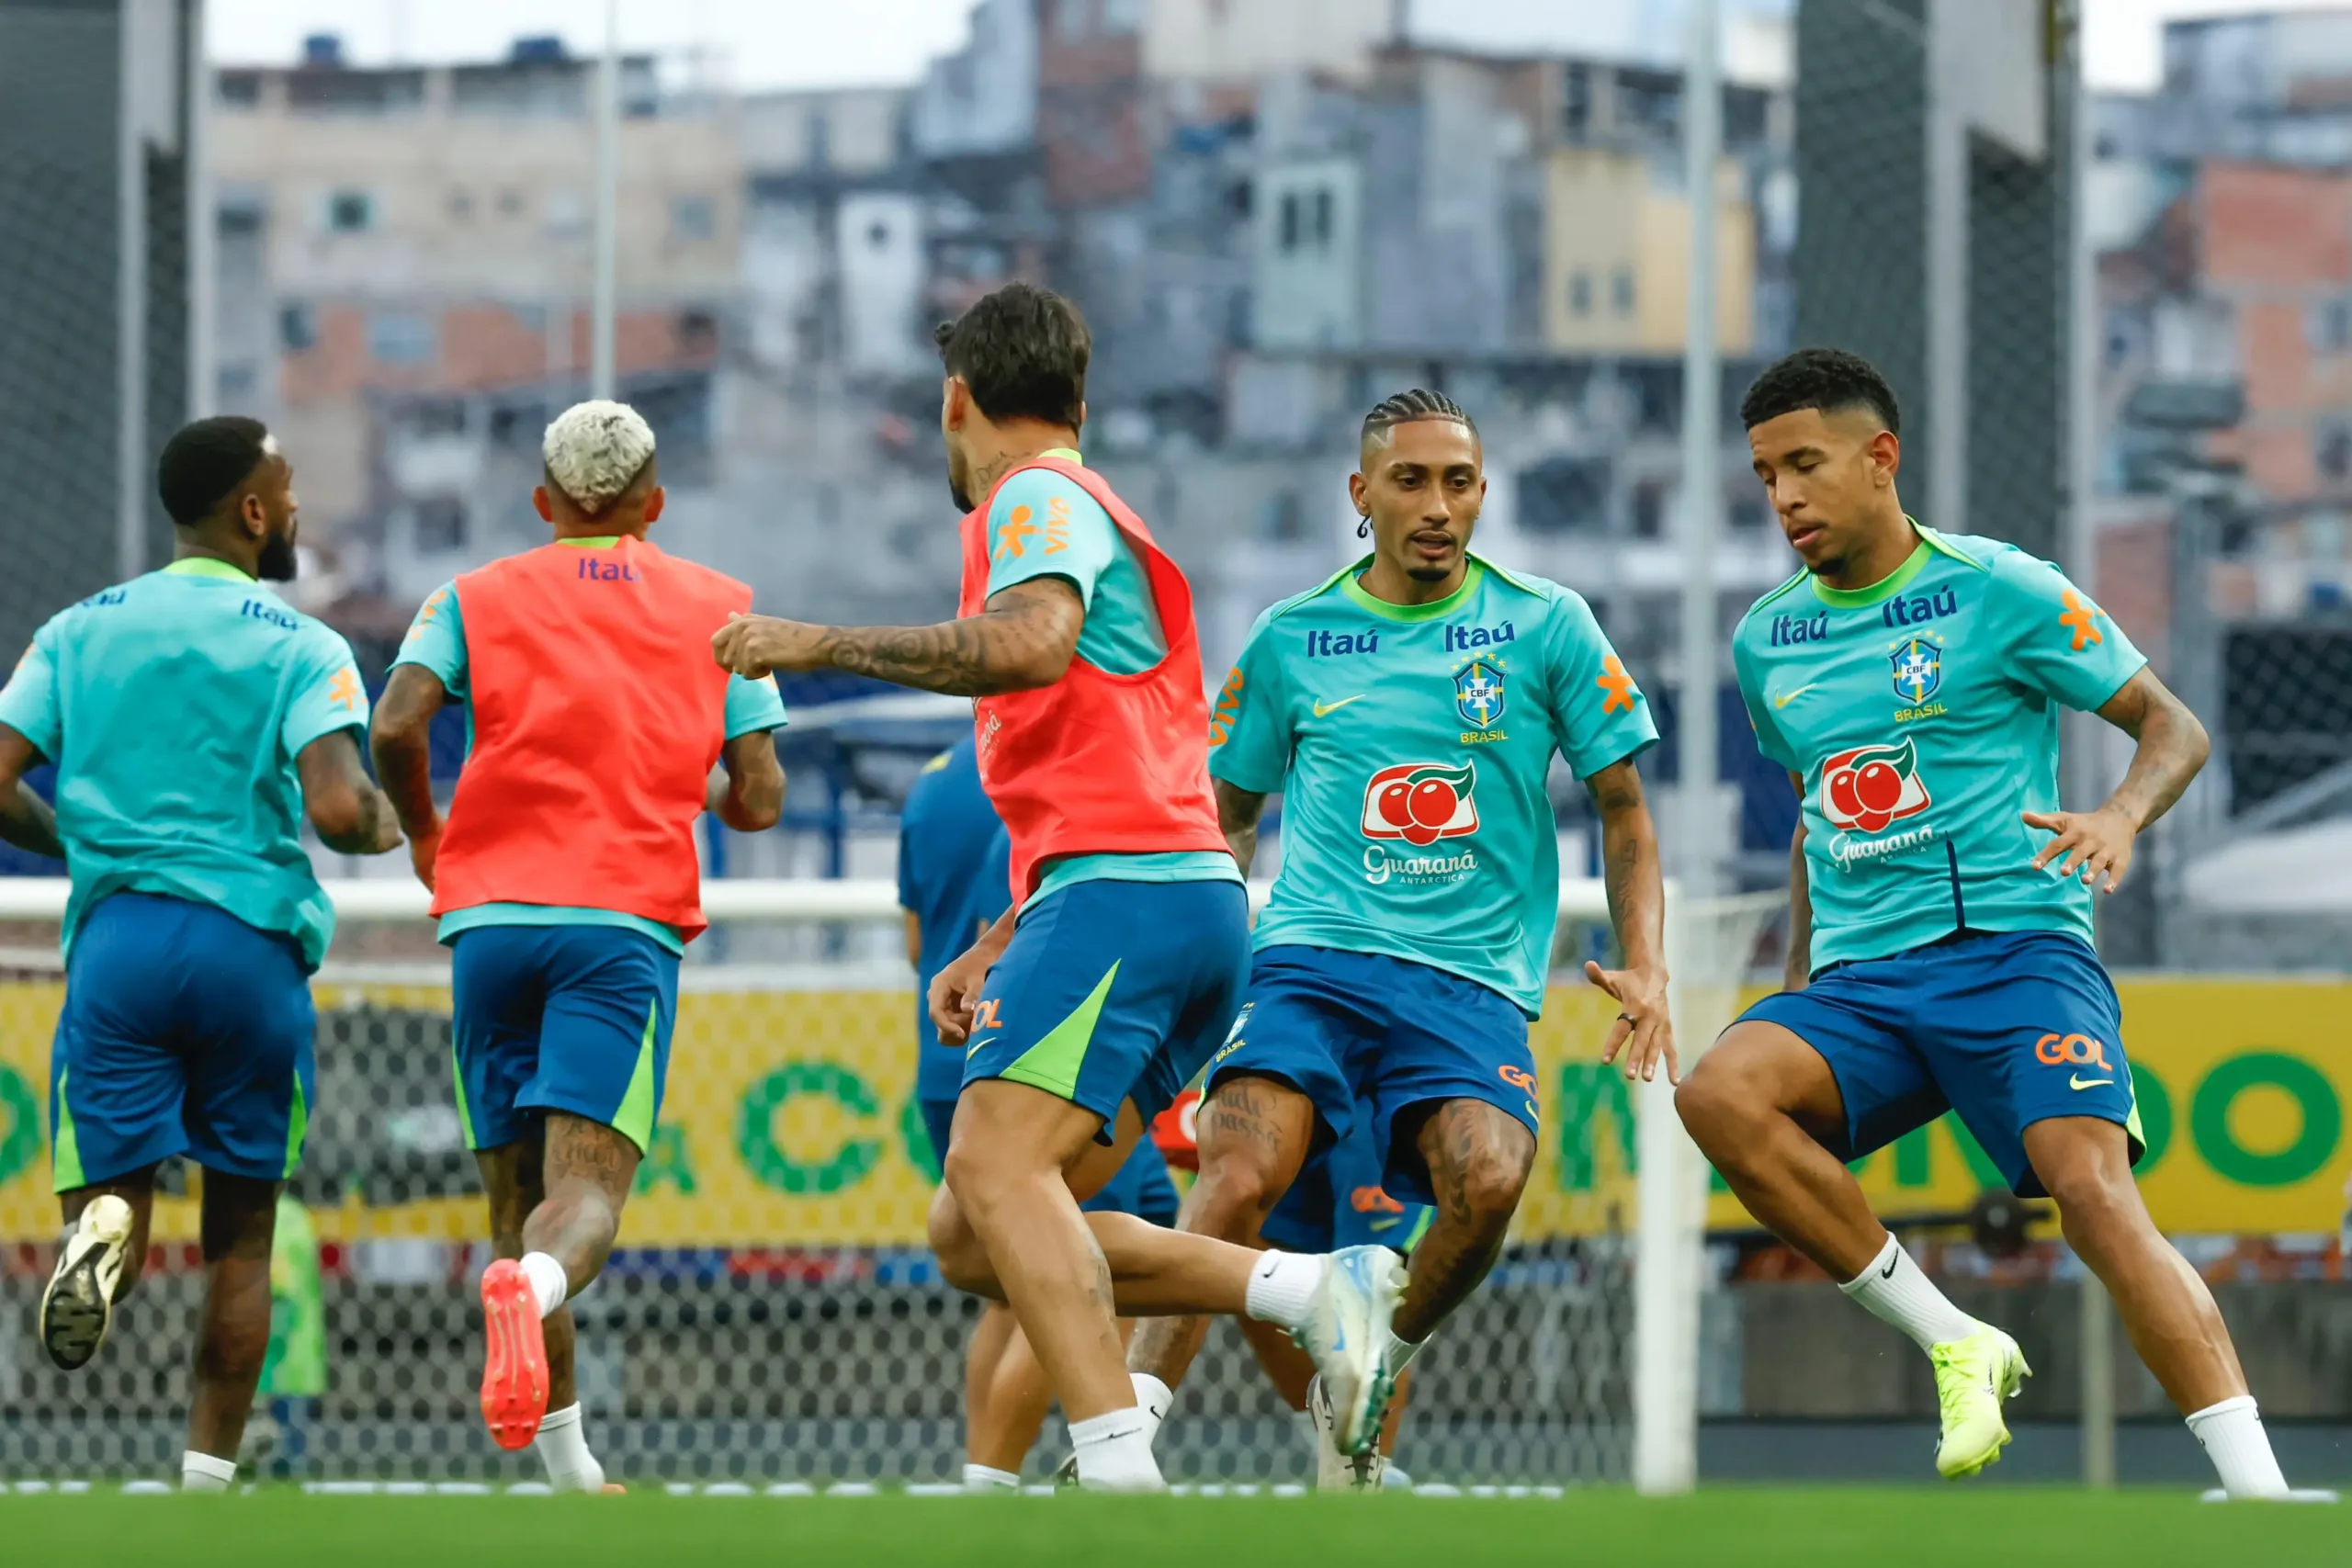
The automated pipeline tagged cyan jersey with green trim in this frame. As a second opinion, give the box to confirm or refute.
[1210,558,1657,1016]
[1731,525,2148,973]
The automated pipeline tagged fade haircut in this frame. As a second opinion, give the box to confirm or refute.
[1738,348,1902,436]
[1362,388,1477,453]
[542,400,657,515]
[933,283,1090,430]
[157,415,275,527]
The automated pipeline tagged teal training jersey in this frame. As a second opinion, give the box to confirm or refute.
[393,537,789,955]
[1731,525,2148,974]
[980,449,1237,907]
[0,557,368,969]
[1209,557,1657,1016]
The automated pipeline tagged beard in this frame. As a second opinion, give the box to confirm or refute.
[257,531,299,582]
[948,476,974,513]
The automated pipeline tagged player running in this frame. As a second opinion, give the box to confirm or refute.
[0,417,401,1491]
[1678,347,2316,1498]
[899,733,1184,1488]
[370,400,786,1488]
[1118,389,1671,1467]
[711,282,1400,1490]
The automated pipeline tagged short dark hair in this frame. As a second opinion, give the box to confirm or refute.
[933,283,1090,430]
[1362,388,1477,449]
[1739,348,1901,436]
[157,415,272,528]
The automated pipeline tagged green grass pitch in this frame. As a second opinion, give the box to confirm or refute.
[0,1488,2340,1566]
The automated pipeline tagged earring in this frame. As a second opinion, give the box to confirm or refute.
[1356,515,1371,539]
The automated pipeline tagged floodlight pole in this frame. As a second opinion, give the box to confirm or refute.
[590,0,619,401]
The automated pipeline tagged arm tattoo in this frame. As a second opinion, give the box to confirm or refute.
[370,665,446,836]
[2095,670,2209,831]
[815,580,1080,696]
[1585,759,1665,972]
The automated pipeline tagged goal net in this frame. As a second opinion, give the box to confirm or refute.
[0,877,1780,1489]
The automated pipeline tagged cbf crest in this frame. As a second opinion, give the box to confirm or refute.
[1454,658,1507,730]
[1890,635,1941,705]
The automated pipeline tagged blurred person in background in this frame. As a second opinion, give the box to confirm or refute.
[712,282,1393,1492]
[1681,347,2320,1500]
[1123,389,1668,1477]
[0,416,401,1491]
[371,400,786,1490]
[899,732,1182,1488]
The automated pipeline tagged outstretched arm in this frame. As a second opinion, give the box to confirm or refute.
[0,723,62,861]
[1214,778,1269,878]
[370,663,448,888]
[1580,756,1676,1083]
[2022,666,2209,895]
[710,580,1084,696]
[707,731,786,833]
[296,730,402,855]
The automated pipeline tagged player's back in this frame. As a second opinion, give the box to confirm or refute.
[15,561,362,963]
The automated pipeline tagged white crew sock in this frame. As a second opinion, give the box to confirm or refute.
[1130,1371,1173,1449]
[519,1251,569,1320]
[2188,1395,2290,1500]
[534,1402,605,1493]
[1068,1406,1165,1492]
[1243,1252,1328,1331]
[1838,1234,1980,1351]
[181,1450,237,1492]
[963,1463,1022,1491]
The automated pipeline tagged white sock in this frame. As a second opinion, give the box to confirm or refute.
[2188,1394,2290,1500]
[1243,1252,1328,1331]
[1838,1234,1980,1351]
[519,1251,569,1320]
[181,1450,236,1492]
[534,1402,605,1493]
[1130,1371,1173,1449]
[1068,1406,1165,1492]
[1385,1328,1427,1378]
[963,1462,1022,1490]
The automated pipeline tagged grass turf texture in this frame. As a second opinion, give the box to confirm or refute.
[0,1488,2339,1566]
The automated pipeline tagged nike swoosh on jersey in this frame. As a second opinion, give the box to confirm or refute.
[1312,694,1367,717]
[1772,683,1819,709]
[2069,1075,2113,1090]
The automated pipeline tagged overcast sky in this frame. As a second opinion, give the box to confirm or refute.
[206,0,2352,93]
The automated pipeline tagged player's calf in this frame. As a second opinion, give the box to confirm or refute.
[1390,1100,1533,1343]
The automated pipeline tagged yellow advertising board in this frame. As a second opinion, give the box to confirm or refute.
[0,977,2344,1244]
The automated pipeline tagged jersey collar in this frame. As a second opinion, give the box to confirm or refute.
[162,556,255,584]
[1808,516,1937,608]
[1339,556,1485,622]
[555,536,624,548]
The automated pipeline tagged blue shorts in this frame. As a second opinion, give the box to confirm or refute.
[917,1096,1181,1225]
[1260,1111,1433,1256]
[1736,929,2143,1200]
[1206,945,1537,1208]
[450,923,680,1155]
[962,877,1250,1144]
[50,892,315,1191]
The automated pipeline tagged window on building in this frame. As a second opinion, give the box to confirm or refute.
[325,188,374,233]
[2311,299,2352,355]
[447,188,473,221]
[1563,63,1591,140]
[1631,479,1668,540]
[369,310,435,366]
[1612,268,1635,316]
[1279,190,1301,254]
[414,496,469,554]
[497,188,525,218]
[1311,187,1334,249]
[672,195,718,243]
[2319,423,2352,481]
[1568,271,1592,318]
[1516,457,1611,536]
[1261,490,1306,542]
[216,363,259,404]
[410,400,467,437]
[278,303,315,352]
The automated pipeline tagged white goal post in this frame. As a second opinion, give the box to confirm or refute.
[0,873,1718,1494]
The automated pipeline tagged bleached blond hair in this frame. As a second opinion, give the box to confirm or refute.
[541,400,657,515]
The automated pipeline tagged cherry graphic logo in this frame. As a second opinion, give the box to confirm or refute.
[1818,739,1930,834]
[1362,761,1479,846]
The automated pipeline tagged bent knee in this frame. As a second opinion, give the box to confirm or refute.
[1453,1149,1532,1225]
[925,1187,998,1298]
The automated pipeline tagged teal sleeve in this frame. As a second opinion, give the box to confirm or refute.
[1543,592,1658,779]
[391,581,466,700]
[0,623,62,759]
[1206,611,1291,795]
[1990,553,2148,713]
[981,468,1115,607]
[1733,635,1800,772]
[281,626,370,758]
[724,673,788,739]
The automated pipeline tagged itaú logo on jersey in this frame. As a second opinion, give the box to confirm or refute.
[1819,738,1931,835]
[1362,761,1479,847]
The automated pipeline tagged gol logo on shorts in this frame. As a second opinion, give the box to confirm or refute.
[2034,1032,2110,1070]
[1498,1065,1537,1093]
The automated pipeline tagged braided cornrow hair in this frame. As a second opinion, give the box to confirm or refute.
[1357,389,1478,536]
